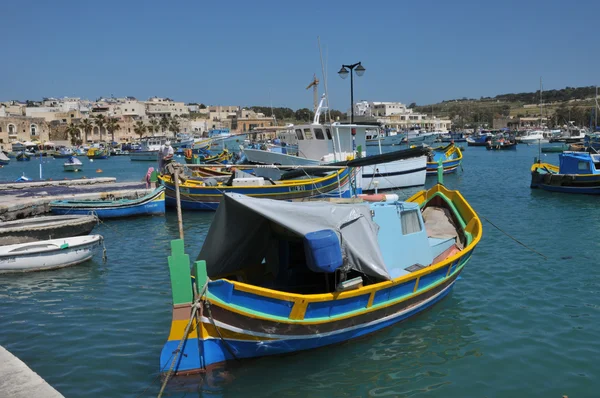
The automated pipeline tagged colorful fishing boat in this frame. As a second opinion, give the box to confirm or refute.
[53,147,75,158]
[531,151,600,194]
[87,147,110,159]
[466,134,492,146]
[49,187,165,218]
[426,144,463,175]
[159,167,353,211]
[159,183,482,375]
[16,151,31,161]
[184,149,232,165]
[191,166,235,178]
[486,137,517,150]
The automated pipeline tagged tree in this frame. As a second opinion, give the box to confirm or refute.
[148,118,159,135]
[408,102,417,109]
[105,117,120,144]
[294,108,313,122]
[133,120,147,139]
[79,118,93,143]
[66,123,81,146]
[169,118,180,136]
[94,114,106,142]
[159,116,170,133]
[199,103,207,109]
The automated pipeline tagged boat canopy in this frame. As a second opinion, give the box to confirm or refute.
[559,152,600,174]
[198,193,391,281]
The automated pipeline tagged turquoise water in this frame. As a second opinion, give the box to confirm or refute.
[1,146,599,397]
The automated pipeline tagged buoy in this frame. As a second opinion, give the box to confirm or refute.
[90,159,94,163]
[96,169,103,173]
[359,193,400,202]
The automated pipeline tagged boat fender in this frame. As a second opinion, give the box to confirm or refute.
[359,193,400,202]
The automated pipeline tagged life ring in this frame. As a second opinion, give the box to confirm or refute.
[359,193,399,202]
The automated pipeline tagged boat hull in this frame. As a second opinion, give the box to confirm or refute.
[362,155,427,191]
[486,142,517,150]
[130,151,158,161]
[0,215,98,246]
[160,169,353,211]
[0,235,102,273]
[50,189,165,218]
[531,170,600,194]
[64,164,83,171]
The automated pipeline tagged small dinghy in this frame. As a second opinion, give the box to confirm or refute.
[64,156,83,172]
[0,235,103,273]
[16,151,31,161]
[0,215,98,246]
[49,187,165,218]
[0,151,9,165]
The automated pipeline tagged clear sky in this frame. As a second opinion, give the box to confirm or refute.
[2,0,598,110]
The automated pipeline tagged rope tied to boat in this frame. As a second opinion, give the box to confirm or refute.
[157,299,202,398]
[480,214,547,260]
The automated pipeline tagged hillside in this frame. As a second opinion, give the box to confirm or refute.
[414,85,599,128]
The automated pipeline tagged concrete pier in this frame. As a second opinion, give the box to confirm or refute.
[0,178,153,221]
[0,345,64,398]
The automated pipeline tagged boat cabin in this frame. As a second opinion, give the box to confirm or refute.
[559,151,600,174]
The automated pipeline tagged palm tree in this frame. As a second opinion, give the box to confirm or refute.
[79,118,93,143]
[66,123,80,146]
[106,117,120,144]
[148,118,159,136]
[133,120,147,139]
[94,114,106,142]
[159,115,170,134]
[169,118,180,136]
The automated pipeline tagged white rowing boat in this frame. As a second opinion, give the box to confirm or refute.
[0,235,103,273]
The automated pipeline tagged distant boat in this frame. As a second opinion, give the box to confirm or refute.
[130,136,167,162]
[486,137,518,150]
[16,152,31,161]
[541,143,569,153]
[466,134,492,147]
[426,144,463,175]
[184,149,232,164]
[53,147,75,158]
[531,151,600,193]
[0,235,103,273]
[49,187,166,218]
[64,156,83,172]
[0,215,98,246]
[87,147,110,159]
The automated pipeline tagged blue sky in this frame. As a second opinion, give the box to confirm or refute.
[2,0,598,110]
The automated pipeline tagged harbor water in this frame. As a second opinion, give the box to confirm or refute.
[1,145,599,397]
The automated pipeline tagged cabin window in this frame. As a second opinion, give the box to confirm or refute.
[326,128,332,140]
[304,128,314,140]
[295,129,304,140]
[578,161,589,171]
[314,128,324,140]
[401,210,422,235]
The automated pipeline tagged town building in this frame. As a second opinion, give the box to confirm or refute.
[0,116,50,151]
[352,100,452,131]
[231,109,275,133]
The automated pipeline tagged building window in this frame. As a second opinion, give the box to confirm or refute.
[30,124,37,135]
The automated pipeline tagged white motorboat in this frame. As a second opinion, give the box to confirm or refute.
[63,156,83,172]
[243,96,427,192]
[130,136,168,161]
[0,235,103,273]
[518,130,547,144]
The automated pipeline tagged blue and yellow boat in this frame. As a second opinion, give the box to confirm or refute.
[86,147,110,159]
[158,167,354,211]
[159,183,482,375]
[426,144,463,175]
[49,187,165,218]
[184,149,231,165]
[531,151,600,194]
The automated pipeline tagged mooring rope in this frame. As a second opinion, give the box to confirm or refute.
[480,214,548,260]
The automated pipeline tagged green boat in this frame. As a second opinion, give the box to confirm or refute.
[541,143,569,153]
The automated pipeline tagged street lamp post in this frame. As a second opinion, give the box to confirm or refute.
[338,62,366,124]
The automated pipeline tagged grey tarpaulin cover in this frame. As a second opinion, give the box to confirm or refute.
[198,193,391,281]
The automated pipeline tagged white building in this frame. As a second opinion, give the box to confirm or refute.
[353,100,451,131]
[145,97,188,118]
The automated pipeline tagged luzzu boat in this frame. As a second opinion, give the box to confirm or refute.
[184,149,232,165]
[49,187,165,218]
[160,183,481,375]
[531,151,600,194]
[426,144,463,175]
[87,147,110,159]
[158,167,354,211]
